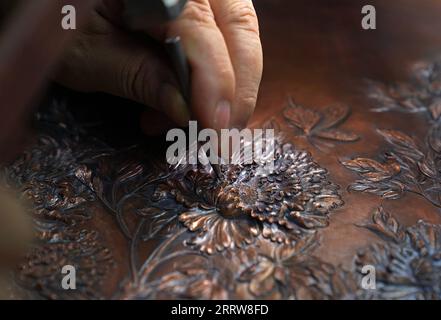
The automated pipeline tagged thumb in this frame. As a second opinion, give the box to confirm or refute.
[55,27,190,127]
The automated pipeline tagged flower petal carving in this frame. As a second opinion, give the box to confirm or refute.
[180,210,260,254]
[153,143,343,254]
[9,98,441,300]
[3,102,115,299]
[356,208,441,299]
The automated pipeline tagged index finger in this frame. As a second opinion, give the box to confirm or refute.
[209,0,263,128]
[167,0,236,131]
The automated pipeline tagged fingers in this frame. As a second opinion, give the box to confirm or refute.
[55,12,190,127]
[55,0,263,133]
[209,0,263,128]
[167,0,236,130]
[0,0,98,157]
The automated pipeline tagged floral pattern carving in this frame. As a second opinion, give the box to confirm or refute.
[238,233,359,300]
[367,60,441,121]
[16,229,113,300]
[121,251,233,300]
[342,127,440,207]
[120,230,361,300]
[153,143,343,254]
[2,103,115,299]
[283,98,359,151]
[120,207,441,300]
[5,55,441,300]
[74,152,181,282]
[348,59,441,209]
[356,207,441,299]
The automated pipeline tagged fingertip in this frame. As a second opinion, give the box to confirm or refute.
[213,100,232,130]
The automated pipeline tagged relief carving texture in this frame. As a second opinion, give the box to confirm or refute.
[3,59,441,300]
[2,106,115,299]
[343,61,441,208]
[283,98,360,152]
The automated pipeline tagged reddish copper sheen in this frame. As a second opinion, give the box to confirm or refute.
[1,0,441,300]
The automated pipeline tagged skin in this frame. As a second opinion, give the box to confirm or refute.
[0,0,262,270]
[55,0,264,134]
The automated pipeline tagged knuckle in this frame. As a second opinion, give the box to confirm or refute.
[181,0,216,29]
[225,1,260,36]
[238,94,258,112]
[233,93,258,126]
[242,43,264,67]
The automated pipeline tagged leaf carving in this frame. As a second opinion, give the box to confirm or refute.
[367,60,441,121]
[377,129,423,159]
[429,124,441,153]
[342,158,400,182]
[315,129,360,142]
[429,99,441,121]
[320,104,350,129]
[343,126,441,207]
[356,208,441,300]
[359,207,405,242]
[283,100,321,133]
[283,98,359,151]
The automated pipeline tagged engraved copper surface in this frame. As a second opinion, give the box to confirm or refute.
[2,0,441,299]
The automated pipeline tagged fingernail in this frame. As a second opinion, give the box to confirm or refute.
[213,100,231,129]
[160,84,191,127]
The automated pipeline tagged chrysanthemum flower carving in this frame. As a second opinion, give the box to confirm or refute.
[153,143,343,254]
[3,103,115,299]
[356,207,441,300]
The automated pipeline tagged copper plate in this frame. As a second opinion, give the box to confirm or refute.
[2,0,441,299]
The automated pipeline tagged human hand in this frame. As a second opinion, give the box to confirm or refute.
[55,0,263,133]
